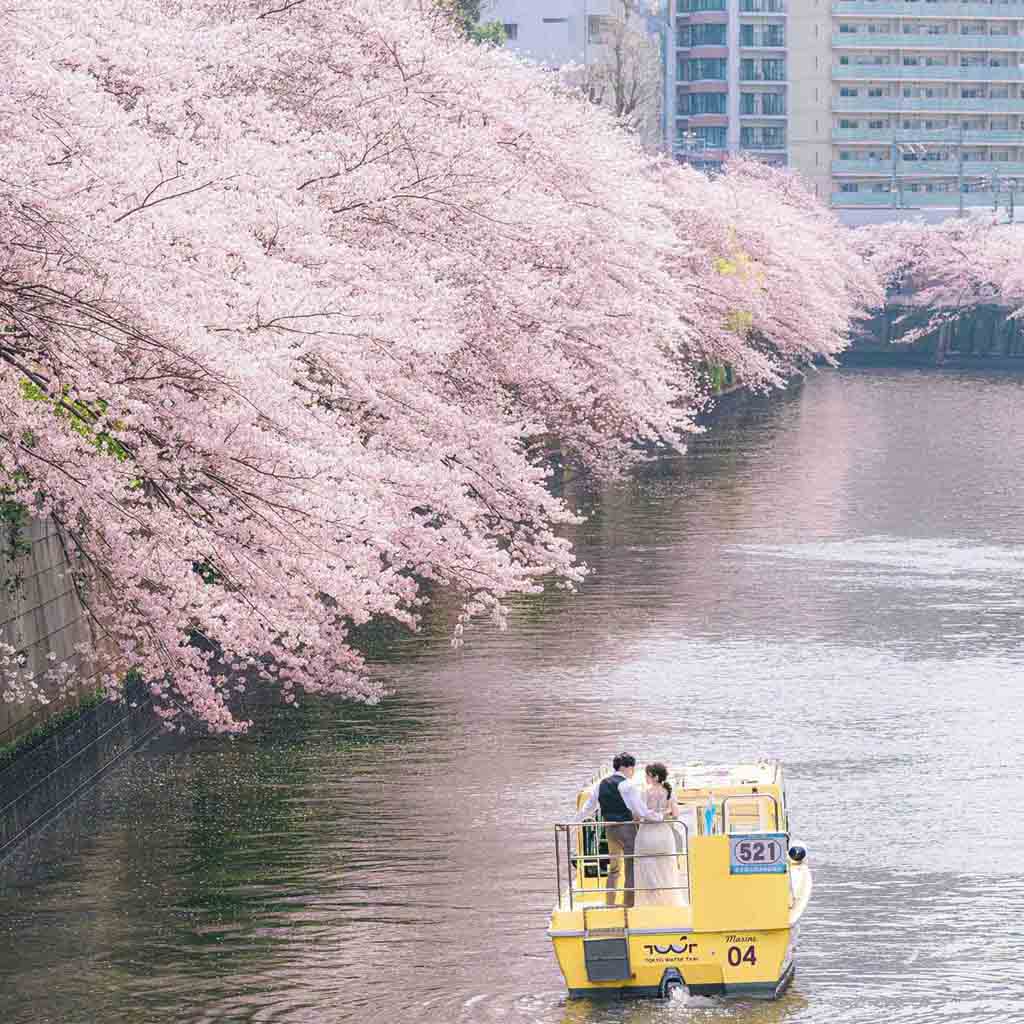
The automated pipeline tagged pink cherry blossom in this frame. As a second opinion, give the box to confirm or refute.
[0,0,879,731]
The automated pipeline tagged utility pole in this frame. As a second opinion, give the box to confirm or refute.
[891,138,925,211]
[957,121,964,218]
[891,135,899,209]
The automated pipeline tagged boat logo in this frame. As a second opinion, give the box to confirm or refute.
[643,938,698,956]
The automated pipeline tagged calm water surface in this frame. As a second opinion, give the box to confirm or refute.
[3,368,1024,1024]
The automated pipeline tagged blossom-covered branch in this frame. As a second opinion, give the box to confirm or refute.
[1,0,878,731]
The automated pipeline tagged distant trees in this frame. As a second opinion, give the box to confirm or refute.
[441,0,507,44]
[579,0,666,147]
[1,0,878,732]
[854,219,1024,340]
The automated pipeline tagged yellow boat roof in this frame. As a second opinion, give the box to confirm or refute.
[675,761,781,790]
[581,761,783,798]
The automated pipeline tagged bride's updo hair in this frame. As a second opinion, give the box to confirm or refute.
[646,762,672,798]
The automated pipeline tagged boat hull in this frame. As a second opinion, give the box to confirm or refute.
[550,922,798,1000]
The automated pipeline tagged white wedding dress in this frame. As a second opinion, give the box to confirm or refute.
[633,787,688,907]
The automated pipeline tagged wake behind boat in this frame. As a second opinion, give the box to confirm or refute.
[549,761,811,1000]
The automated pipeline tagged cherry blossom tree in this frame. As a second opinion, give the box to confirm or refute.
[854,218,1024,342]
[1,0,879,731]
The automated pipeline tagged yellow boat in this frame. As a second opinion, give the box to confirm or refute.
[549,761,811,1000]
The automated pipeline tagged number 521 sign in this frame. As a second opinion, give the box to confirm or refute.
[729,834,788,874]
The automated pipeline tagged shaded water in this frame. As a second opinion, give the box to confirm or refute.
[3,367,1024,1024]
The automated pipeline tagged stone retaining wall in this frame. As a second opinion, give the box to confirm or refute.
[1,517,103,743]
[0,679,158,857]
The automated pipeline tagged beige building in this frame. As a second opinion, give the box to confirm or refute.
[792,0,1024,214]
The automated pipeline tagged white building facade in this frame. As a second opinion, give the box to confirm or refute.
[482,0,595,65]
[482,1,673,149]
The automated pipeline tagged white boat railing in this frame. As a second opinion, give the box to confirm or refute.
[554,820,692,911]
[554,793,786,910]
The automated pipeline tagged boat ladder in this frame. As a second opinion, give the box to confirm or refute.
[581,906,632,982]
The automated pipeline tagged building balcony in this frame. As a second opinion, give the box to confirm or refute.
[833,127,1024,141]
[832,158,1024,174]
[832,32,1024,49]
[831,190,1002,206]
[833,0,1024,17]
[832,64,1024,82]
[740,72,789,82]
[740,0,787,11]
[739,109,789,117]
[833,96,1024,112]
[741,140,788,150]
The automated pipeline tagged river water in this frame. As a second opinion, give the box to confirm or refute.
[2,367,1024,1024]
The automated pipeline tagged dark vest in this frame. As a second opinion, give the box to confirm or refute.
[598,772,632,822]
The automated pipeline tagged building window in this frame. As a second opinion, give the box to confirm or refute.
[740,126,786,149]
[839,119,860,129]
[686,58,728,81]
[689,91,728,114]
[840,87,859,97]
[868,88,884,98]
[740,24,784,46]
[542,17,568,23]
[696,23,728,46]
[840,182,860,192]
[741,58,785,81]
[588,15,614,44]
[694,125,728,147]
[869,120,885,129]
[502,23,518,41]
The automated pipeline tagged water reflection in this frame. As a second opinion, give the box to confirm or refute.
[2,368,1024,1024]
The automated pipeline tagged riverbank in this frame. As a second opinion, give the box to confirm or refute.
[0,677,158,860]
[848,302,1024,366]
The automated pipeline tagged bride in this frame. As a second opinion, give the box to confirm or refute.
[633,763,687,907]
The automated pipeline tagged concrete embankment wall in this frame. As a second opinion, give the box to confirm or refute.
[0,517,103,743]
[0,515,161,858]
[847,304,1024,366]
[0,679,158,858]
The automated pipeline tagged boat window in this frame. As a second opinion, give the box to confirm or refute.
[723,793,780,833]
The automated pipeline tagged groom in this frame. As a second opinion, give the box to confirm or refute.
[577,752,663,908]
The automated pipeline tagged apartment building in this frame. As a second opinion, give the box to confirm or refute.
[672,0,790,172]
[824,0,1024,211]
[488,2,1024,214]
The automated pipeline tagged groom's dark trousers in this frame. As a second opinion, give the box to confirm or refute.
[604,822,638,907]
